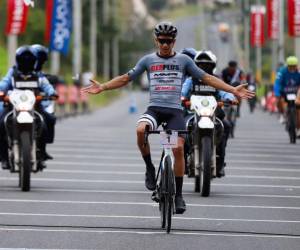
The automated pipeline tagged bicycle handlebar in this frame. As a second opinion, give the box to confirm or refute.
[143,124,190,147]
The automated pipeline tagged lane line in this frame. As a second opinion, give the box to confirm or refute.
[0,198,299,210]
[42,160,300,167]
[37,169,300,179]
[0,227,299,239]
[0,212,299,224]
[1,187,300,199]
[0,177,300,189]
[50,153,300,160]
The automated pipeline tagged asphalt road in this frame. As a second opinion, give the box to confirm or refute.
[0,92,299,250]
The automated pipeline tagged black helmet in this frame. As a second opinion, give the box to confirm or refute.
[154,21,177,38]
[228,60,237,67]
[31,44,49,71]
[15,46,37,74]
[180,48,197,60]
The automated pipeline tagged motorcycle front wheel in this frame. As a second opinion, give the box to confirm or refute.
[200,136,212,197]
[19,131,32,192]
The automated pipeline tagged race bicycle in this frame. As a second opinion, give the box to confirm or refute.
[144,124,189,233]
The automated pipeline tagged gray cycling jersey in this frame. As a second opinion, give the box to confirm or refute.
[128,52,207,110]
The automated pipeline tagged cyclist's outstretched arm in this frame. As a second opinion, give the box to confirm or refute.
[202,74,254,99]
[81,74,130,94]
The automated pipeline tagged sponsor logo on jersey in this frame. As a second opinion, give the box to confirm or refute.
[150,64,180,71]
[153,72,178,77]
[154,86,176,91]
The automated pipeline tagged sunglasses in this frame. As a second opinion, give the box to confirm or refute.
[157,38,174,45]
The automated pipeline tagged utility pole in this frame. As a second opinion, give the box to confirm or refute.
[270,0,280,84]
[278,0,285,64]
[90,0,97,76]
[7,35,17,67]
[103,0,110,80]
[50,51,60,75]
[73,0,82,78]
[244,0,250,72]
[112,0,119,77]
[255,0,264,84]
[198,0,207,49]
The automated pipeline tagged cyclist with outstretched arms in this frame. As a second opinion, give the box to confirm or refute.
[82,21,255,214]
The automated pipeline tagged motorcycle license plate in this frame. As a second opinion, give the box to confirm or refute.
[15,81,38,88]
[160,132,178,148]
[287,94,297,101]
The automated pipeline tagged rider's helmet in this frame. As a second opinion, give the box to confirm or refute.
[286,56,298,66]
[154,21,177,38]
[194,50,217,74]
[228,60,238,68]
[180,48,197,60]
[15,45,37,75]
[31,44,49,71]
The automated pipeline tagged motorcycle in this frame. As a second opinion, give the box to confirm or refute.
[0,82,56,191]
[184,94,223,197]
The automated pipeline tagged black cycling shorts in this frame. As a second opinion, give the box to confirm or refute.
[137,106,185,131]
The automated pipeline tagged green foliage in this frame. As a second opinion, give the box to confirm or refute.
[0,46,8,77]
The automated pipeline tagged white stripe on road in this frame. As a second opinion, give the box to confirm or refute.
[0,227,299,239]
[1,177,300,189]
[0,212,299,224]
[49,152,300,161]
[43,169,300,179]
[1,187,300,199]
[0,198,299,210]
[45,160,300,169]
[227,160,300,165]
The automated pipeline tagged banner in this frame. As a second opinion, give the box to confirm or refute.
[267,0,279,40]
[45,0,54,43]
[5,0,29,35]
[288,0,300,37]
[49,0,72,55]
[250,5,266,48]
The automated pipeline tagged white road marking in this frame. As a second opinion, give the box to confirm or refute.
[0,227,299,239]
[43,160,300,169]
[0,187,300,199]
[0,198,299,210]
[0,177,300,189]
[41,169,300,179]
[0,212,299,224]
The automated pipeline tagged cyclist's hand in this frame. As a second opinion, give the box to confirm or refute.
[81,79,104,94]
[233,83,255,99]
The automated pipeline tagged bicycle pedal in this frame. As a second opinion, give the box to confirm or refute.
[151,191,160,203]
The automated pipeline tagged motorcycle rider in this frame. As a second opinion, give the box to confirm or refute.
[81,21,254,214]
[274,56,300,136]
[31,44,57,160]
[221,60,245,117]
[0,46,56,170]
[246,71,257,113]
[181,50,236,177]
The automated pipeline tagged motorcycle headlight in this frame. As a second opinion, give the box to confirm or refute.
[201,99,209,107]
[20,94,28,102]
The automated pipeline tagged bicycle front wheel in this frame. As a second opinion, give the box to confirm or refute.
[287,107,296,144]
[164,155,175,233]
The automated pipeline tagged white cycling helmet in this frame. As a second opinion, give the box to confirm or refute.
[194,50,217,74]
[194,50,217,65]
